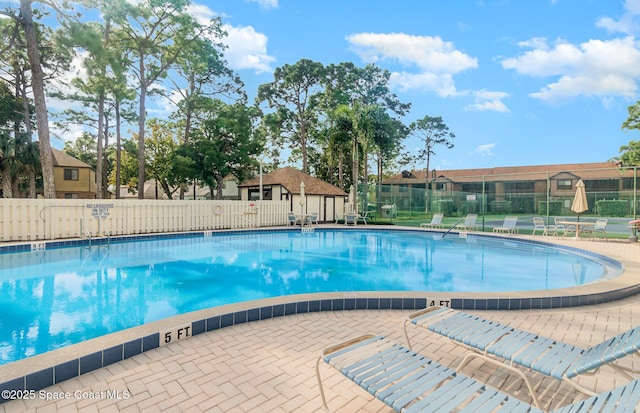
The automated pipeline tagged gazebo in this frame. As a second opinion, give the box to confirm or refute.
[239,167,347,223]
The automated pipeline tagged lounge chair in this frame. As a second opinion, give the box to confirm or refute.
[404,307,640,397]
[492,216,518,234]
[317,334,640,413]
[455,214,478,231]
[583,218,608,240]
[532,217,552,236]
[420,212,444,229]
[357,211,369,225]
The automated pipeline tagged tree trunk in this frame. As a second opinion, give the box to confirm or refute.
[1,164,13,198]
[96,95,104,199]
[115,101,122,199]
[338,152,344,190]
[425,155,431,213]
[20,0,55,198]
[28,169,35,198]
[137,59,147,199]
[352,139,359,213]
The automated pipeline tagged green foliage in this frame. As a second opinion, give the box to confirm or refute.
[618,140,640,167]
[459,201,478,215]
[177,100,264,198]
[63,132,98,168]
[256,59,325,174]
[434,199,455,216]
[537,200,563,215]
[595,199,628,217]
[490,200,511,214]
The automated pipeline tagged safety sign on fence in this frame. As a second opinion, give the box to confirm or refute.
[86,203,114,219]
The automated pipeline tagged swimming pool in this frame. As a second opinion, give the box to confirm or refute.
[0,229,623,365]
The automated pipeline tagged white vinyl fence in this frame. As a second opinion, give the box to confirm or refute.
[0,199,289,242]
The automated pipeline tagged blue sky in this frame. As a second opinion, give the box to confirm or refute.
[188,0,640,171]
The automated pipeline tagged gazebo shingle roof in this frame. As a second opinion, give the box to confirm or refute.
[240,166,347,196]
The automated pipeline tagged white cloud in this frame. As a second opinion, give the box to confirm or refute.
[501,37,640,103]
[246,0,278,9]
[223,24,276,73]
[471,144,495,157]
[346,32,477,95]
[390,72,458,97]
[187,3,276,74]
[464,90,510,112]
[596,0,640,35]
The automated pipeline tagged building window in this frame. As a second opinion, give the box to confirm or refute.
[64,169,79,181]
[585,179,618,192]
[398,185,409,192]
[435,182,447,191]
[504,181,535,193]
[462,183,483,192]
[622,178,634,190]
[64,193,79,199]
[381,185,390,193]
[557,179,572,190]
[249,186,272,200]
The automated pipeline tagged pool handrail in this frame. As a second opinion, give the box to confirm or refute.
[442,217,465,238]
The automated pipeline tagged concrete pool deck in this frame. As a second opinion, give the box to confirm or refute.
[1,230,639,412]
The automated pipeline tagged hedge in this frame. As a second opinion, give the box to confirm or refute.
[595,199,628,217]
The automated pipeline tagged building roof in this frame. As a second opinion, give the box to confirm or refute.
[382,161,633,184]
[240,166,348,196]
[51,148,93,169]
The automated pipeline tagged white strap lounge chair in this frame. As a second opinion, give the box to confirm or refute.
[317,334,640,413]
[455,214,478,231]
[420,212,444,229]
[404,307,640,397]
[492,216,518,234]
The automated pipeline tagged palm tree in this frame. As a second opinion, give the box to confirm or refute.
[331,102,376,213]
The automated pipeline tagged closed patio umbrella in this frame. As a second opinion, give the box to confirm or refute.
[571,179,588,237]
[299,181,306,208]
[571,179,588,219]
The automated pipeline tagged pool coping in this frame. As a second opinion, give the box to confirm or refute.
[1,226,639,401]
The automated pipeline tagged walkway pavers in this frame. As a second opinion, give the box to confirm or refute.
[2,296,639,413]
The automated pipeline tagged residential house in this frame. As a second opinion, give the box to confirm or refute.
[51,148,97,199]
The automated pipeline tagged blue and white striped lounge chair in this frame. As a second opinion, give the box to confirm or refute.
[403,307,640,397]
[316,334,640,413]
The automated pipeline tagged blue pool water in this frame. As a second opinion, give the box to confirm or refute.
[0,229,621,365]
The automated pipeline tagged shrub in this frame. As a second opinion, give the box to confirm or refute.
[434,199,455,216]
[490,200,511,214]
[538,201,562,215]
[595,199,628,217]
[459,201,478,215]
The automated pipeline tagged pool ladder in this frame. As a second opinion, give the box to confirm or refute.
[80,218,111,247]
